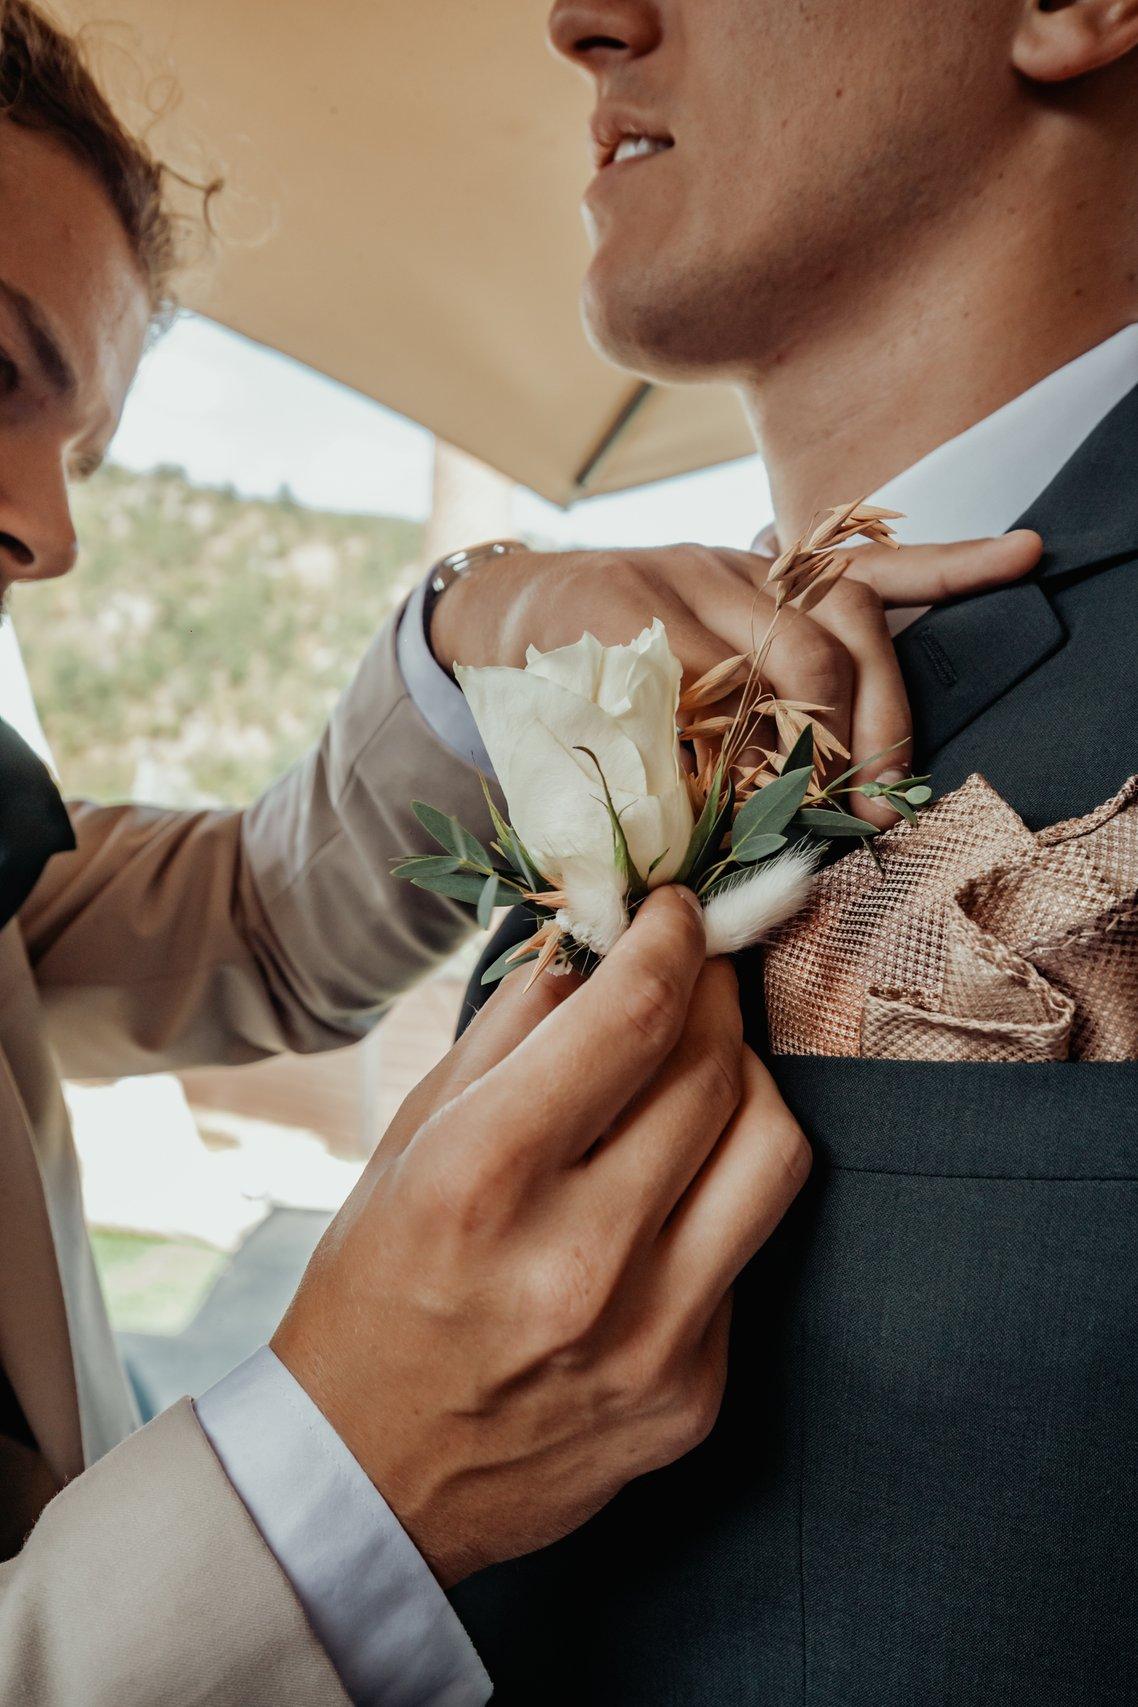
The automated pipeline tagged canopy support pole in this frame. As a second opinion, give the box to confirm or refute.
[572,383,654,496]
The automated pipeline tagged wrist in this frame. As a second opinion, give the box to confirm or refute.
[428,571,472,676]
[270,1321,471,1590]
[425,539,533,673]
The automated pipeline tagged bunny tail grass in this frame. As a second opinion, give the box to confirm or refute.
[701,843,821,957]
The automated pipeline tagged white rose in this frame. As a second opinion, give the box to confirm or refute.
[455,621,695,954]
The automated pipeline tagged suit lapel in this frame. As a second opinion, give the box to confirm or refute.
[0,1010,83,1487]
[895,380,1138,763]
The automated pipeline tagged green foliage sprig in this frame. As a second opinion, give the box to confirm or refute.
[394,729,932,985]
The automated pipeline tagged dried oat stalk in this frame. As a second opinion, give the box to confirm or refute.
[681,500,905,817]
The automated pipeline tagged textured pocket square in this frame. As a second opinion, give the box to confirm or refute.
[764,774,1138,1062]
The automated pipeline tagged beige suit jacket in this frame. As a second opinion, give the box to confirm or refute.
[0,612,490,1703]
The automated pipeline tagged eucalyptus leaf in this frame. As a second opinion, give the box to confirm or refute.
[905,785,933,806]
[409,870,511,906]
[732,765,813,854]
[459,824,494,868]
[825,739,910,790]
[477,872,499,929]
[892,798,918,825]
[412,800,464,857]
[391,854,462,880]
[783,723,815,779]
[503,823,541,890]
[481,944,539,987]
[733,832,788,864]
[795,807,878,838]
[480,779,539,886]
[412,801,492,870]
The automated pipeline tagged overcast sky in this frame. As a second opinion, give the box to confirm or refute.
[111,315,774,551]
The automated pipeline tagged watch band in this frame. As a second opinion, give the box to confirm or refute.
[427,538,532,602]
[421,540,532,684]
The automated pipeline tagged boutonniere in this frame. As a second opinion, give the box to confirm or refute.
[395,502,932,987]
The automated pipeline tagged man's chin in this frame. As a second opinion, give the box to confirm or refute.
[581,263,731,386]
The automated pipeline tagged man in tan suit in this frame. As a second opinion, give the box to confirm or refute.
[0,3,1039,1701]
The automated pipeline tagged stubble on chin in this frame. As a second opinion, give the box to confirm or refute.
[582,252,766,386]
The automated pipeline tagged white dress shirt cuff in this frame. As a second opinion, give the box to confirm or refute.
[195,1347,491,1707]
[396,577,493,774]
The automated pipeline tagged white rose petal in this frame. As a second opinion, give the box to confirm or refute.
[456,622,694,906]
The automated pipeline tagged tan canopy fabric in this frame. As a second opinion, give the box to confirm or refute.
[57,0,753,506]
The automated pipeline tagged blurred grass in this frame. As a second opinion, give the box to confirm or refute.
[90,1228,229,1335]
[14,463,424,806]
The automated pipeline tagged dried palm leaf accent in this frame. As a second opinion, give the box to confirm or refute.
[524,921,567,989]
[521,888,568,910]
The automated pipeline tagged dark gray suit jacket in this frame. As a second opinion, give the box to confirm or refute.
[452,386,1138,1705]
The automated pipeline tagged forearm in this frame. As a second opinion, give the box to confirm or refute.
[0,1403,348,1707]
[22,610,496,1076]
[239,611,494,1053]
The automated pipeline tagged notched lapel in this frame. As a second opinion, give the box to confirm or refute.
[1028,379,1138,586]
[896,584,1065,762]
[896,380,1138,763]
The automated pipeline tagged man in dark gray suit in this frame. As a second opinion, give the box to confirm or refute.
[450,0,1138,1700]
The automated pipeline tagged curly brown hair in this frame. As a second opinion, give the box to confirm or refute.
[0,0,217,316]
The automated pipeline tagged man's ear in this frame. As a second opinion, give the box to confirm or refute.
[1013,0,1138,84]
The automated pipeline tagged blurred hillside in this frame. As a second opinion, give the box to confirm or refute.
[15,464,425,806]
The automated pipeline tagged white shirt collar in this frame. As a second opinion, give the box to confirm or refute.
[754,325,1138,633]
[873,323,1138,547]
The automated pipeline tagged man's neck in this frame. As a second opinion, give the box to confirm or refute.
[740,201,1138,541]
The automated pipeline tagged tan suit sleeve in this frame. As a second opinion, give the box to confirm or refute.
[0,1401,349,1706]
[20,612,494,1079]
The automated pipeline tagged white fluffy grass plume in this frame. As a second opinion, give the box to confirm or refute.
[701,842,820,958]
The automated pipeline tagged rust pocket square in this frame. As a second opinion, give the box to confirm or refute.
[764,774,1138,1062]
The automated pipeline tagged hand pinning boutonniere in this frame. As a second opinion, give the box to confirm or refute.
[395,501,932,987]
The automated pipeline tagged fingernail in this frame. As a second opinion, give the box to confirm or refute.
[876,769,906,788]
[673,885,705,918]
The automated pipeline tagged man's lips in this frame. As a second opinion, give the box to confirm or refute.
[590,110,675,173]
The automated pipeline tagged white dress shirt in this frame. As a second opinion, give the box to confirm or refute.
[196,322,1138,1706]
[874,322,1138,634]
